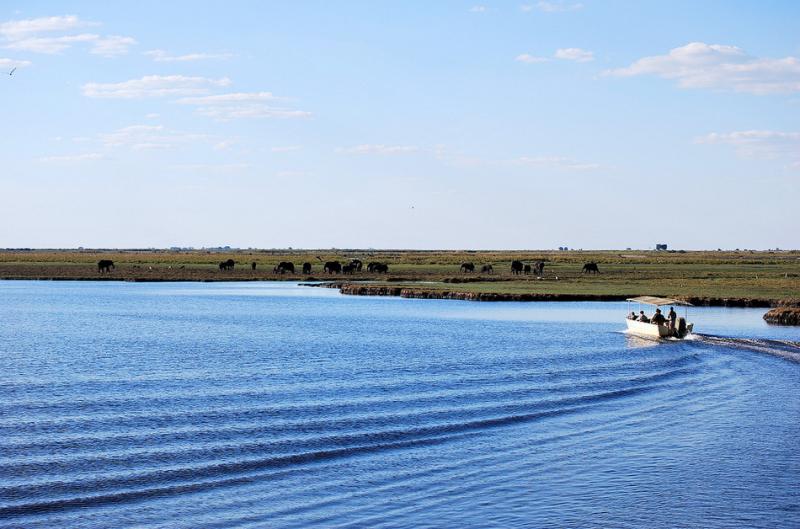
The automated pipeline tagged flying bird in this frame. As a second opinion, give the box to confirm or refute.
[8,67,16,76]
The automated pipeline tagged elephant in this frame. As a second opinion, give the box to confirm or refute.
[582,262,600,274]
[97,259,115,273]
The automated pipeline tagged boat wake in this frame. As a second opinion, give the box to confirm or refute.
[692,334,800,363]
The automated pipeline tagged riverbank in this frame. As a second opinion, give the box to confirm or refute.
[308,282,799,308]
[764,307,800,325]
[1,249,798,304]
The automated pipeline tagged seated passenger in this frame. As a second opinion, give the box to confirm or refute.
[627,311,637,320]
[651,308,666,325]
[638,311,650,323]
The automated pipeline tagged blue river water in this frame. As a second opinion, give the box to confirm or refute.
[1,281,799,528]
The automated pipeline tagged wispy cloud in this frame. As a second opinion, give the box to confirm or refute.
[0,15,135,56]
[177,91,311,120]
[469,6,488,12]
[0,57,31,69]
[145,49,233,62]
[515,53,549,64]
[697,130,800,166]
[516,48,594,64]
[337,144,419,155]
[38,152,104,163]
[174,163,251,172]
[82,75,232,98]
[605,42,800,95]
[99,124,209,151]
[513,155,601,170]
[271,146,302,153]
[0,15,95,40]
[91,35,137,57]
[554,47,593,62]
[521,2,583,12]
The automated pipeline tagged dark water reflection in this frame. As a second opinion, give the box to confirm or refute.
[1,281,798,528]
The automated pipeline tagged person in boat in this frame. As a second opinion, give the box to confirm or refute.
[638,311,650,323]
[627,311,637,320]
[667,307,677,333]
[651,308,666,325]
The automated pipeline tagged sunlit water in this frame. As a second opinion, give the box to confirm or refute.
[1,281,799,528]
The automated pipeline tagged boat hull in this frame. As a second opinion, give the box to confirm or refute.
[626,319,670,338]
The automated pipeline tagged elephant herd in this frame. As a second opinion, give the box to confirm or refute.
[216,258,390,275]
[97,257,600,275]
[459,260,601,275]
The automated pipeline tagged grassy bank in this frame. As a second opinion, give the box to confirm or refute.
[1,249,799,303]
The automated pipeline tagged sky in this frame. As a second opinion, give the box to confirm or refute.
[1,1,798,250]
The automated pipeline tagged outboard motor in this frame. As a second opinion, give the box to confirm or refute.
[677,317,687,338]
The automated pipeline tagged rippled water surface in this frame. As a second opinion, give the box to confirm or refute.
[1,281,799,528]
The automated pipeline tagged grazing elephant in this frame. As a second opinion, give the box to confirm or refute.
[582,262,600,274]
[324,261,342,274]
[97,259,115,273]
[279,262,295,274]
[523,264,532,274]
[342,264,356,274]
[534,261,545,276]
[251,262,257,270]
[460,262,475,273]
[302,262,312,274]
[481,264,493,274]
[367,262,379,272]
[350,259,363,272]
[219,259,235,271]
[511,260,524,275]
[373,263,389,273]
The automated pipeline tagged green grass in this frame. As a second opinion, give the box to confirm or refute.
[1,249,798,300]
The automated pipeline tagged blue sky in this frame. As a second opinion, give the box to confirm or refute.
[1,1,798,249]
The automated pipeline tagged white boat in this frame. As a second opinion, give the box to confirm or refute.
[625,296,694,339]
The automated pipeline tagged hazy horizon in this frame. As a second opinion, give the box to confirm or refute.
[2,1,798,249]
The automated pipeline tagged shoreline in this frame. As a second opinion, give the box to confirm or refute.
[308,282,797,308]
[1,276,797,308]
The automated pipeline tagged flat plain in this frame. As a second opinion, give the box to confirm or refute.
[1,249,799,303]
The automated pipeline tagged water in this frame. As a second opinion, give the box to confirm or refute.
[1,281,799,528]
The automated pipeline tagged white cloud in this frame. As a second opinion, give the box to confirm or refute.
[145,49,233,62]
[469,6,488,12]
[605,42,800,95]
[514,156,601,170]
[177,92,281,105]
[338,144,419,155]
[515,53,549,64]
[0,15,134,56]
[82,75,232,99]
[517,49,594,64]
[99,124,209,151]
[213,139,236,151]
[554,47,593,62]
[174,163,250,172]
[521,2,583,12]
[177,91,311,120]
[696,130,800,164]
[276,170,310,178]
[0,57,31,69]
[91,35,136,57]
[6,33,98,54]
[271,145,302,152]
[145,113,160,119]
[0,15,96,40]
[39,152,104,163]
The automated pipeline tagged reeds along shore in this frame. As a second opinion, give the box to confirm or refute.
[0,249,799,306]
